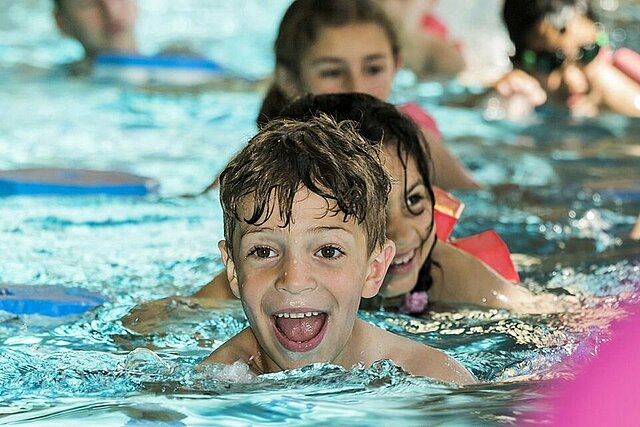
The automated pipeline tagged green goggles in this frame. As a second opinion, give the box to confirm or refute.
[521,34,608,74]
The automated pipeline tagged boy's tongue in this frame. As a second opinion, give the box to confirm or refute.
[275,313,326,342]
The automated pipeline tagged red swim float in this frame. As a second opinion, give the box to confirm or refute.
[433,186,520,283]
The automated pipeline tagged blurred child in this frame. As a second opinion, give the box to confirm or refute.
[503,0,640,117]
[375,0,466,79]
[53,0,138,74]
[199,113,476,383]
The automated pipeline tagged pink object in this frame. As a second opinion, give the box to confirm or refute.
[612,47,640,85]
[421,13,448,39]
[401,291,429,314]
[545,306,640,426]
[398,103,442,140]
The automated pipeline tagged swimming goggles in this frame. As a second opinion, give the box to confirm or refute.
[521,33,608,73]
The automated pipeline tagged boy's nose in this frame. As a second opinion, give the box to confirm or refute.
[275,256,316,294]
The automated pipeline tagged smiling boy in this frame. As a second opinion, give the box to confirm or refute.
[200,114,476,384]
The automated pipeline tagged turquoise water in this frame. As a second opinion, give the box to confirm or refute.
[1,0,640,425]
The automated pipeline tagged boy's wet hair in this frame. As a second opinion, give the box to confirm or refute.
[503,0,596,65]
[219,114,391,256]
[275,93,435,214]
[257,0,400,127]
[275,93,437,294]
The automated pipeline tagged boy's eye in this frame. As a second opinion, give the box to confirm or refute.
[316,245,344,259]
[248,246,276,259]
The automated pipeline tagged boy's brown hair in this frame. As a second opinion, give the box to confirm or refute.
[219,114,391,256]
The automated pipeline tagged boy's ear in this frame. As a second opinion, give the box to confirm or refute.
[362,239,396,299]
[218,240,240,299]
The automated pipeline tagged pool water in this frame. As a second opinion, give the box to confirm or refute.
[1,0,639,425]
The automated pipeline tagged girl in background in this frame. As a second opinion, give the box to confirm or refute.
[256,0,481,190]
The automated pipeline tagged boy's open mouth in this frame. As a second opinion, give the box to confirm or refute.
[272,311,328,352]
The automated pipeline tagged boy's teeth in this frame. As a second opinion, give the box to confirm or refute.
[276,312,320,318]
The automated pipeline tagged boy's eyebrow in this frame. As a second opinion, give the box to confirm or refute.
[242,225,354,234]
[239,226,275,236]
[310,225,355,235]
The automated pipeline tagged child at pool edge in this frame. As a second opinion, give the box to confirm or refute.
[197,113,476,384]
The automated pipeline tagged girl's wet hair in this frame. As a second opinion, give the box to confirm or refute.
[219,113,391,256]
[275,93,438,294]
[257,0,400,127]
[503,0,596,65]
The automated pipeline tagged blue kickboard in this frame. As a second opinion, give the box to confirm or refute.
[0,285,106,317]
[96,53,224,73]
[0,168,159,196]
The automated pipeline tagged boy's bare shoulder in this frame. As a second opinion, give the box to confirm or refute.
[200,327,257,366]
[365,321,477,385]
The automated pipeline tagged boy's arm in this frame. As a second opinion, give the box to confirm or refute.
[199,327,261,370]
[121,293,237,334]
[121,271,236,334]
[193,271,235,299]
[631,214,640,240]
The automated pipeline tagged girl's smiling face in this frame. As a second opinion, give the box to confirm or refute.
[298,23,399,101]
[381,146,435,298]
